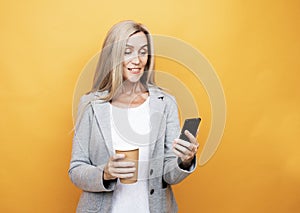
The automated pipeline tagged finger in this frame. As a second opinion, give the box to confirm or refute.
[172,147,193,162]
[172,147,185,159]
[173,142,193,155]
[111,161,135,168]
[175,139,198,152]
[175,138,190,147]
[184,130,199,145]
[111,154,126,161]
[111,167,136,174]
[173,141,198,158]
[112,173,134,179]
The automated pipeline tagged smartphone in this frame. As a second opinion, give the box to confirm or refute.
[179,117,201,142]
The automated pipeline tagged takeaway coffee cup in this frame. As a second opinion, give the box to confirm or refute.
[116,148,139,184]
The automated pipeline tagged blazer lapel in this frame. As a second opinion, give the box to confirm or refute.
[91,101,114,156]
[149,87,166,157]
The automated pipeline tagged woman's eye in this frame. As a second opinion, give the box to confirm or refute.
[139,49,148,56]
[124,49,132,55]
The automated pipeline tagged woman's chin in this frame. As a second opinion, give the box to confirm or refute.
[124,75,143,83]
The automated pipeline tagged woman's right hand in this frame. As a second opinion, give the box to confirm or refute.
[103,154,136,180]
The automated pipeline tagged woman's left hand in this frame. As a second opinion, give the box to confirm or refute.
[172,130,199,168]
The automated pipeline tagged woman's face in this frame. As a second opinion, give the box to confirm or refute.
[123,31,148,82]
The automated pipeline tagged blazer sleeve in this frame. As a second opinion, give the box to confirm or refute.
[162,95,197,185]
[68,97,116,192]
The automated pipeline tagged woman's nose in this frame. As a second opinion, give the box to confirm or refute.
[130,52,140,64]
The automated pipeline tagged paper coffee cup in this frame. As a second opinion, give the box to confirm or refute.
[116,148,139,184]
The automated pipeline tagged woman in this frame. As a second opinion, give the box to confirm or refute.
[69,20,199,213]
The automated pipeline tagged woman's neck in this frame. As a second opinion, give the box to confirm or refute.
[110,81,149,107]
[119,81,147,96]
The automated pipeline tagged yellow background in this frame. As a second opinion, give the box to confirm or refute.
[1,0,299,212]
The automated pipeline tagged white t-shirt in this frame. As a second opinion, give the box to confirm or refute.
[110,97,151,213]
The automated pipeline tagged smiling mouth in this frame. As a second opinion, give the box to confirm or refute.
[127,67,141,74]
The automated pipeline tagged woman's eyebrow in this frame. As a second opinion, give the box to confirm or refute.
[126,44,148,48]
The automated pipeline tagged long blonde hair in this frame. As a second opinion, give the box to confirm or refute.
[90,20,155,101]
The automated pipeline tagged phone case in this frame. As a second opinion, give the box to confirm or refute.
[179,117,201,142]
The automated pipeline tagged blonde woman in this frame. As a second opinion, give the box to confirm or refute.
[69,20,199,213]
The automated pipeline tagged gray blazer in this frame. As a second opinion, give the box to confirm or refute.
[68,86,196,213]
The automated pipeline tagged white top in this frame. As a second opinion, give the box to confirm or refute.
[110,97,151,213]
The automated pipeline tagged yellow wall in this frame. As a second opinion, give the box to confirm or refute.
[1,0,299,212]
